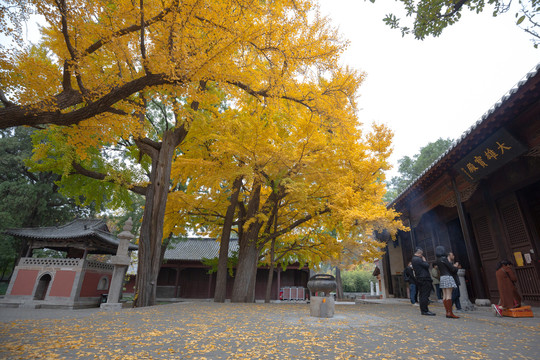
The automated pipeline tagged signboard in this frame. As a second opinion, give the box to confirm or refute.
[453,128,527,183]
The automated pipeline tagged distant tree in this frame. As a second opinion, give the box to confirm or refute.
[0,127,92,280]
[341,266,375,292]
[374,0,540,48]
[385,137,454,202]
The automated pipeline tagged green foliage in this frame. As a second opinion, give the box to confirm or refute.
[28,128,144,212]
[341,267,376,292]
[107,194,145,241]
[32,249,66,258]
[0,282,7,295]
[385,137,454,202]
[0,127,93,276]
[375,0,539,47]
[202,251,239,277]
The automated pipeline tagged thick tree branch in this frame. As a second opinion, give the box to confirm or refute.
[262,206,331,243]
[0,89,14,107]
[62,60,73,91]
[0,73,174,129]
[55,0,88,95]
[134,137,161,159]
[71,161,148,196]
[55,0,77,60]
[1,71,312,131]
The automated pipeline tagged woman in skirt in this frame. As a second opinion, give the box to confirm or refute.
[435,246,460,319]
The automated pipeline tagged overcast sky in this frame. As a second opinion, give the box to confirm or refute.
[318,0,539,178]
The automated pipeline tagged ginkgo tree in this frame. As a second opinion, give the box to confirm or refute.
[28,91,199,307]
[4,0,382,306]
[165,83,406,302]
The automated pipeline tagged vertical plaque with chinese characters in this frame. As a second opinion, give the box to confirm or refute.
[453,128,527,183]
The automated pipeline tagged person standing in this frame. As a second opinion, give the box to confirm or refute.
[411,248,435,316]
[448,252,462,312]
[403,262,418,305]
[431,263,442,302]
[436,246,459,319]
[493,259,522,316]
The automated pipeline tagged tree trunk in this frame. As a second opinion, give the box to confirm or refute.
[264,238,276,303]
[133,128,185,307]
[335,266,344,300]
[214,176,243,303]
[231,237,260,302]
[231,180,262,303]
[246,251,259,302]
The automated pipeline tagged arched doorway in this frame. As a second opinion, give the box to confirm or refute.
[34,274,52,300]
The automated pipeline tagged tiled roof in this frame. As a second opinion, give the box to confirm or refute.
[164,237,239,261]
[389,62,540,209]
[4,219,138,251]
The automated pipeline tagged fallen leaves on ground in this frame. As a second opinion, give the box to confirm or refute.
[1,302,539,359]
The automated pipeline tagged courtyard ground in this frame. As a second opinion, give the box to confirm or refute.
[0,298,539,359]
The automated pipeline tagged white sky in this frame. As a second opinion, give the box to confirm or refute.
[318,0,539,178]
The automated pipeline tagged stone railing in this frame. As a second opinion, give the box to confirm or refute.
[19,257,83,267]
[18,257,114,271]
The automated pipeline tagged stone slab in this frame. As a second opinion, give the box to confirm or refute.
[100,302,123,311]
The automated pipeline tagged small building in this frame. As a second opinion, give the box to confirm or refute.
[136,237,310,301]
[1,219,137,309]
[380,63,540,306]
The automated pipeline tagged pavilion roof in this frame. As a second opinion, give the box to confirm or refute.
[5,219,138,254]
[163,238,239,261]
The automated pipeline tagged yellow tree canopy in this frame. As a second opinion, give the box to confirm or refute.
[165,75,405,267]
[1,0,349,130]
[2,0,374,307]
[16,0,358,219]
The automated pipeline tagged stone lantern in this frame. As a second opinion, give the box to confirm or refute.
[101,218,134,311]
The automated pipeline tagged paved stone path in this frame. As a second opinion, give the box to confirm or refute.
[1,299,539,359]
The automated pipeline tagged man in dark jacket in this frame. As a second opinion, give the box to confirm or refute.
[403,262,418,305]
[411,247,436,316]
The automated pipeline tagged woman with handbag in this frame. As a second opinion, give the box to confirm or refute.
[435,246,460,319]
[492,260,522,316]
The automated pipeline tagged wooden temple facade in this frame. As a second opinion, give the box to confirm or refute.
[1,219,137,309]
[381,63,540,306]
[125,238,310,301]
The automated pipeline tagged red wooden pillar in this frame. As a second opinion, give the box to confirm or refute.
[175,265,181,298]
[208,272,214,298]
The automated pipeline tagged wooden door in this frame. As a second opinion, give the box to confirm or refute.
[497,194,540,305]
[470,209,500,300]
